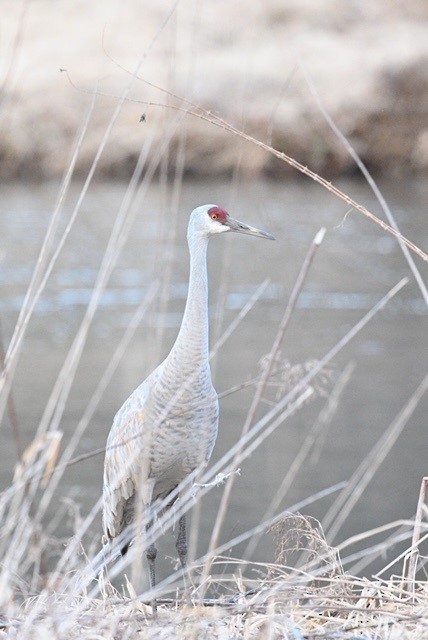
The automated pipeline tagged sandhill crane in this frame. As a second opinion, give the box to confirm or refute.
[102,204,274,608]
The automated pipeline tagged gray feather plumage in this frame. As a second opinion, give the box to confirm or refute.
[102,205,273,551]
[103,213,218,541]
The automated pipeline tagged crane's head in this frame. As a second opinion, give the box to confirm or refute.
[189,204,275,241]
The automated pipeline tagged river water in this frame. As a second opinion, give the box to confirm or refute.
[0,176,426,579]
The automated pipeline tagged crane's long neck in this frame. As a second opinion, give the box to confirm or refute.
[169,233,210,369]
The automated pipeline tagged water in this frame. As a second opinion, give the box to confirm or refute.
[0,176,426,578]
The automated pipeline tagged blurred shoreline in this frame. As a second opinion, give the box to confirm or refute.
[0,0,427,180]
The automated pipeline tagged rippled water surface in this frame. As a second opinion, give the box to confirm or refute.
[0,176,426,577]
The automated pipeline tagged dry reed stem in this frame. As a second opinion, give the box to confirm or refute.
[0,93,96,428]
[202,227,326,591]
[244,361,355,561]
[36,283,159,521]
[188,277,271,564]
[336,520,420,576]
[297,59,428,307]
[377,529,428,583]
[0,0,181,428]
[65,68,428,264]
[407,476,428,592]
[200,278,408,508]
[151,129,186,367]
[32,129,159,443]
[323,374,428,541]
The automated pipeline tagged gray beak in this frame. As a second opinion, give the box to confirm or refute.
[224,216,275,240]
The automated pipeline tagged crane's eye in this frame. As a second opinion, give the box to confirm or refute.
[208,206,228,222]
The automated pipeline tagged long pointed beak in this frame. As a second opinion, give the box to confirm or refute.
[224,216,275,240]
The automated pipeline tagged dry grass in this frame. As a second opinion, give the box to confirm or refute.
[0,511,427,639]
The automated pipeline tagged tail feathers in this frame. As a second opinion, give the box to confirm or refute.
[108,525,134,558]
[120,539,131,556]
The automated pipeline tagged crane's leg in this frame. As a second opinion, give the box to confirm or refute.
[176,513,187,568]
[176,514,191,605]
[140,478,157,614]
[146,538,158,614]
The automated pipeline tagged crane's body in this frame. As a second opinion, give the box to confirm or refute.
[102,204,273,608]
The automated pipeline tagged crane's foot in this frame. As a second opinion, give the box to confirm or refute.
[151,598,158,616]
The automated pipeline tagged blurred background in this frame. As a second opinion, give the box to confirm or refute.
[0,0,427,580]
[1,0,428,178]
